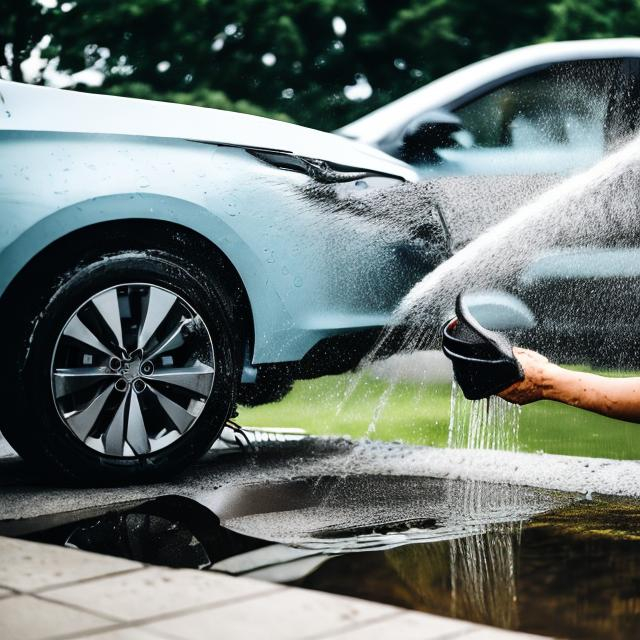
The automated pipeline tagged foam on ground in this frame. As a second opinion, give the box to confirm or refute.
[336,440,640,497]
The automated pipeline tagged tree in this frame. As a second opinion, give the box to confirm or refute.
[546,0,640,41]
[2,0,637,131]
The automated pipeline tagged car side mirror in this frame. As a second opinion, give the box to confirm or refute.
[400,110,464,163]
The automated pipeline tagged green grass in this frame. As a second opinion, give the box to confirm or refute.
[237,371,640,460]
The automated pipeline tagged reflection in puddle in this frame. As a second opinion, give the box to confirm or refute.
[288,495,640,640]
[23,496,268,570]
[9,477,640,639]
[444,474,522,628]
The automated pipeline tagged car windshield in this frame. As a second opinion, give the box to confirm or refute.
[416,59,625,176]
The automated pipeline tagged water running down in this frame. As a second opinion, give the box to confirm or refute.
[448,381,521,450]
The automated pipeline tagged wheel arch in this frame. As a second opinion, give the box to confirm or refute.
[0,217,256,363]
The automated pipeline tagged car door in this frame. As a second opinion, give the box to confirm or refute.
[418,58,640,177]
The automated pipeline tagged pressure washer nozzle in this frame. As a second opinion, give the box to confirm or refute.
[442,293,524,400]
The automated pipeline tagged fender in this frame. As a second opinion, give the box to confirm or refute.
[0,131,417,366]
[0,192,301,364]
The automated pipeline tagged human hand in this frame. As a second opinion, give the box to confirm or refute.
[498,348,553,405]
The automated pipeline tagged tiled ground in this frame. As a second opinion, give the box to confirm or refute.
[0,536,548,640]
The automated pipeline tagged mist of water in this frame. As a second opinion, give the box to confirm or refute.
[394,133,640,345]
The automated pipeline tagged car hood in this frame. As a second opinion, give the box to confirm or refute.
[0,80,416,181]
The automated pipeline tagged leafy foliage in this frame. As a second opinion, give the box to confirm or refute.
[1,0,638,130]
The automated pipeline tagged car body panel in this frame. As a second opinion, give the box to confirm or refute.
[520,248,640,283]
[0,80,415,181]
[0,106,431,366]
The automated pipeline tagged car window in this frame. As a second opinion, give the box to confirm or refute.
[427,60,623,176]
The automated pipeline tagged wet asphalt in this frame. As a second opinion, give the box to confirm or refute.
[4,429,640,537]
[0,433,355,531]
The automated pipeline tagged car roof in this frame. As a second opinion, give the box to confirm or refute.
[337,38,640,144]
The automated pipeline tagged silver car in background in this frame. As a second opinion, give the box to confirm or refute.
[340,39,640,366]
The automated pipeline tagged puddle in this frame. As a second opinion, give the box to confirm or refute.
[21,496,269,570]
[209,475,575,552]
[8,475,640,639]
[284,497,640,640]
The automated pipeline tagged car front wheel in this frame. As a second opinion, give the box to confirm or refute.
[2,249,237,484]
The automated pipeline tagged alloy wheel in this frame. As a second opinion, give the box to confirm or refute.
[51,283,215,457]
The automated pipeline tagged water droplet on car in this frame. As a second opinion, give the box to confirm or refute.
[294,276,303,287]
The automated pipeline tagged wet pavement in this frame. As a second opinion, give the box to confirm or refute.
[0,535,546,640]
[3,432,640,529]
[4,432,640,639]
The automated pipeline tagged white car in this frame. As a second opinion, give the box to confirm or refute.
[0,80,450,483]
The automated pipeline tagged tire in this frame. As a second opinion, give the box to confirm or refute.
[238,365,294,407]
[2,248,237,485]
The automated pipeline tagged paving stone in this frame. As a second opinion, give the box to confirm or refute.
[45,566,278,622]
[0,537,141,592]
[0,594,110,640]
[143,586,399,640]
[326,610,474,639]
[0,538,550,640]
[75,629,168,640]
[462,628,547,639]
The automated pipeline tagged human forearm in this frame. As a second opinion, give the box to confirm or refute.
[542,368,640,423]
[499,349,640,423]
